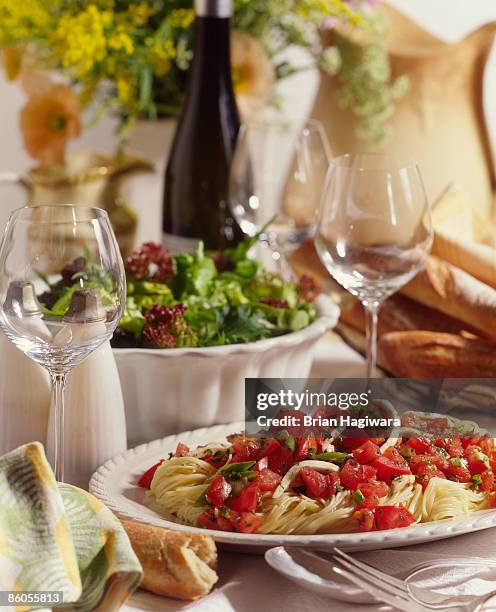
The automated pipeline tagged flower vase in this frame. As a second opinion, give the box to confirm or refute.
[0,151,154,257]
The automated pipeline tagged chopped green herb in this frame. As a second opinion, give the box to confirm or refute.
[312,451,350,463]
[354,490,365,504]
[284,436,296,452]
[219,461,256,475]
[193,489,209,507]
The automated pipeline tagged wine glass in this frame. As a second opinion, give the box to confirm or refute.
[229,118,331,277]
[0,205,125,481]
[315,153,433,377]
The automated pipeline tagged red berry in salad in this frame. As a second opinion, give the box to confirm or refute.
[126,242,174,282]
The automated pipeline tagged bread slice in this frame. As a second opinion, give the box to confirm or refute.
[121,519,218,601]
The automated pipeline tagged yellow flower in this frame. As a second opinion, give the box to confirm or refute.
[296,0,361,24]
[150,39,176,77]
[0,0,53,45]
[128,3,156,26]
[51,5,110,78]
[116,78,132,103]
[108,27,134,55]
[167,9,195,29]
[20,84,81,166]
[231,32,276,123]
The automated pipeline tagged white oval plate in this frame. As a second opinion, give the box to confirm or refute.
[90,422,496,554]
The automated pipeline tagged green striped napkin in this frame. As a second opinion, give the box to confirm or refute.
[0,442,143,611]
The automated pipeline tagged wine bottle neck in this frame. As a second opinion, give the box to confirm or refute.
[195,0,232,17]
[189,16,233,89]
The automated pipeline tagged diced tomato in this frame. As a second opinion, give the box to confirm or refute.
[256,468,282,492]
[340,459,377,490]
[415,462,446,489]
[206,474,232,507]
[428,450,450,472]
[216,515,236,532]
[230,435,260,462]
[327,471,340,493]
[202,453,229,468]
[257,438,282,460]
[472,436,494,456]
[434,438,464,458]
[383,446,409,467]
[268,445,294,474]
[408,455,431,473]
[236,512,261,534]
[372,456,411,484]
[466,445,489,475]
[356,480,388,509]
[481,470,495,492]
[197,509,218,530]
[137,460,164,489]
[295,437,318,462]
[174,442,190,457]
[342,437,385,451]
[291,472,304,488]
[406,437,431,454]
[300,467,335,500]
[375,505,415,530]
[353,440,381,464]
[353,508,375,532]
[446,461,471,483]
[229,483,259,512]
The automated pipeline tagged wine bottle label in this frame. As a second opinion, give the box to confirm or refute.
[195,0,232,18]
[163,233,201,255]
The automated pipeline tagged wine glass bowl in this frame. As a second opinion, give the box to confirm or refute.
[0,205,126,480]
[315,153,432,376]
[229,119,331,264]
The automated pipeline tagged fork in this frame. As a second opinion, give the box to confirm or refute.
[332,547,496,612]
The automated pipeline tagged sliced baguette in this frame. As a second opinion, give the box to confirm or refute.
[378,331,496,378]
[432,231,496,289]
[401,256,496,337]
[121,519,218,601]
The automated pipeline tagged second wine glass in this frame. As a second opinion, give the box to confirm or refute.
[315,153,433,377]
[229,119,331,277]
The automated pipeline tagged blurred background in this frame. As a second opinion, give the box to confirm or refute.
[0,0,495,241]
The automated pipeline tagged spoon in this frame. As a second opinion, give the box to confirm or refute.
[265,546,377,603]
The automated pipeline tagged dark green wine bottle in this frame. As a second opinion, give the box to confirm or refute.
[163,0,244,252]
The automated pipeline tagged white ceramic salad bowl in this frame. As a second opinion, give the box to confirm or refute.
[113,295,339,446]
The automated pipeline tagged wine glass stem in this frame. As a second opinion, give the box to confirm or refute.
[271,248,295,281]
[364,301,380,378]
[50,372,68,483]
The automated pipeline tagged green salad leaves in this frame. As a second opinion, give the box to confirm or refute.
[37,238,321,350]
[118,238,320,349]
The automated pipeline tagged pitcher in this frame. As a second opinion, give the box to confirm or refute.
[312,4,496,233]
[0,150,153,257]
